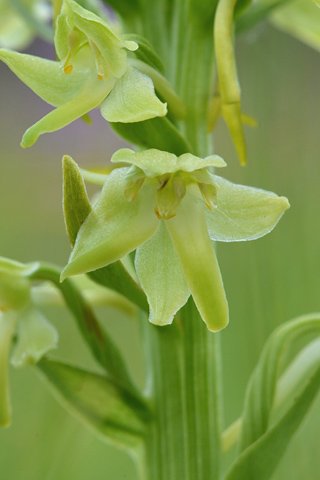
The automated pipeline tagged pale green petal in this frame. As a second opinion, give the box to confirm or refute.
[10,306,58,368]
[135,221,190,326]
[64,0,137,79]
[111,148,226,177]
[204,175,290,242]
[130,58,186,119]
[271,0,320,52]
[0,312,18,428]
[21,76,115,147]
[61,168,159,280]
[0,257,39,277]
[101,67,167,123]
[0,48,86,106]
[166,194,229,332]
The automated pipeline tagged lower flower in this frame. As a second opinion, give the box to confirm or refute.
[61,149,290,333]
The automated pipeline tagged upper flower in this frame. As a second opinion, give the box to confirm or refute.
[0,0,167,147]
[0,257,58,427]
[61,149,290,333]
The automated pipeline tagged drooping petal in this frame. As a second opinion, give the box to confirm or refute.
[0,48,86,106]
[0,311,18,428]
[166,194,229,332]
[10,306,58,367]
[61,168,159,280]
[204,175,290,242]
[101,66,167,123]
[135,221,190,326]
[111,148,226,177]
[21,75,115,147]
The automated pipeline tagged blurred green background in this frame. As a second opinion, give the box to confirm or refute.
[0,20,320,480]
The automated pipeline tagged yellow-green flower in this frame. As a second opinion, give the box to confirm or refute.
[0,0,167,147]
[0,257,58,428]
[61,149,289,333]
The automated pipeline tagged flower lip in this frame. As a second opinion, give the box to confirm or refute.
[111,148,226,178]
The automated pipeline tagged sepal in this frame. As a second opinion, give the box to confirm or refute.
[62,157,149,312]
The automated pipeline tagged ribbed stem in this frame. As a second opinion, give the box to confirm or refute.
[140,299,223,480]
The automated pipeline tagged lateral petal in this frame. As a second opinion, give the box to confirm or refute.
[10,306,58,367]
[61,168,158,280]
[166,194,229,332]
[135,221,190,326]
[101,66,167,123]
[204,175,290,242]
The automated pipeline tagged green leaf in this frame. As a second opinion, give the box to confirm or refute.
[62,155,149,313]
[270,0,320,52]
[236,0,293,34]
[224,365,320,480]
[238,314,320,452]
[110,116,192,156]
[234,0,253,18]
[122,33,164,72]
[37,359,150,450]
[100,0,140,18]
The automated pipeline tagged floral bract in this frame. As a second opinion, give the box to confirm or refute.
[0,257,58,428]
[0,0,167,147]
[61,149,290,333]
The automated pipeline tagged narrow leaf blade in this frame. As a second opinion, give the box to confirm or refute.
[37,359,149,450]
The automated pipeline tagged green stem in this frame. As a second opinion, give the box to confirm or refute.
[141,299,223,480]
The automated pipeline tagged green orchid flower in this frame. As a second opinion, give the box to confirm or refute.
[0,257,58,428]
[0,0,167,147]
[61,149,290,333]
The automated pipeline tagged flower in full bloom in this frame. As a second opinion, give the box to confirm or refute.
[0,0,167,147]
[0,257,58,427]
[61,149,289,332]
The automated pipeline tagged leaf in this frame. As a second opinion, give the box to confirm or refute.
[62,155,149,312]
[37,359,150,450]
[236,0,292,34]
[224,365,320,480]
[100,0,140,18]
[110,116,192,156]
[224,314,320,480]
[239,314,320,451]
